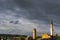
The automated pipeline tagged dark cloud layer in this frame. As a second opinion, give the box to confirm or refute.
[0,0,60,35]
[14,0,60,24]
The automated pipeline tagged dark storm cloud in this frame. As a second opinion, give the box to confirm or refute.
[13,0,50,22]
[0,0,60,25]
[1,0,60,22]
[0,0,60,35]
[13,0,60,24]
[10,20,19,24]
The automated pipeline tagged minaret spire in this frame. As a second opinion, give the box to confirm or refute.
[32,28,36,40]
[50,18,54,36]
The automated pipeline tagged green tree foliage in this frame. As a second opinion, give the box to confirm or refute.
[17,36,25,40]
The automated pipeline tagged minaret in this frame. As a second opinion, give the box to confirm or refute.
[32,28,36,40]
[50,18,54,36]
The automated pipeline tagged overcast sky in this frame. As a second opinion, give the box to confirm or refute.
[0,0,60,35]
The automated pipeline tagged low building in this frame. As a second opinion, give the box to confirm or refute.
[41,34,51,39]
[41,33,51,40]
[41,33,57,40]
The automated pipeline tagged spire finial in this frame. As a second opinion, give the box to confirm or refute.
[50,17,53,24]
